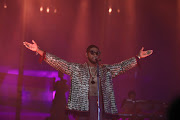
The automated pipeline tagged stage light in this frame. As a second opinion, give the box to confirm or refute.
[46,7,50,13]
[54,9,57,13]
[117,9,120,13]
[40,6,43,12]
[108,8,112,14]
[4,3,7,8]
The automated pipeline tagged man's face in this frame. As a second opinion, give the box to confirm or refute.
[129,94,136,100]
[86,47,101,64]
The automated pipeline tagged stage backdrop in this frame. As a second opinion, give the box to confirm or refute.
[0,0,179,120]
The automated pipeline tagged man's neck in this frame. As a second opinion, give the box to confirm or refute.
[87,61,97,67]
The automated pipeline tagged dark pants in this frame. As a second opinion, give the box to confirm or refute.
[76,96,116,120]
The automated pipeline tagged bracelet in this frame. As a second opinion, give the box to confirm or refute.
[136,55,141,59]
[39,51,46,64]
[36,47,39,55]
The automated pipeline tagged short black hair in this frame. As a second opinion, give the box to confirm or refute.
[128,90,136,97]
[86,45,99,53]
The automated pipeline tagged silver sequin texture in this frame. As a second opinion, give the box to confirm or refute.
[45,52,137,114]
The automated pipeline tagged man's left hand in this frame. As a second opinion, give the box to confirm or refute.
[138,47,153,59]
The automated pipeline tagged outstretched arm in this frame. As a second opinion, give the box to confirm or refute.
[107,47,153,77]
[23,40,74,75]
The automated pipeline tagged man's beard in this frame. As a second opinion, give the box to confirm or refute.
[88,57,97,64]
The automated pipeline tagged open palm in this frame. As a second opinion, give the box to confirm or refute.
[139,47,153,59]
[23,40,38,52]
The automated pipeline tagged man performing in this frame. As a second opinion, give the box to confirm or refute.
[23,40,153,120]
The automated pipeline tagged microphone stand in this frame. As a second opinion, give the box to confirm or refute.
[96,59,101,120]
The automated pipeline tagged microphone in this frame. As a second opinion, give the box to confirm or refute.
[95,57,101,62]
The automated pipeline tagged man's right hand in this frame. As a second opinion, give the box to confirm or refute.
[23,40,38,52]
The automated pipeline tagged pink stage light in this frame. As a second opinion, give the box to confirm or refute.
[4,3,7,8]
[108,8,112,14]
[46,7,50,13]
[40,6,43,12]
[117,9,120,13]
[54,9,57,13]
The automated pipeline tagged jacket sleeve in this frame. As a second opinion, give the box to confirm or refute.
[106,57,138,78]
[44,52,74,76]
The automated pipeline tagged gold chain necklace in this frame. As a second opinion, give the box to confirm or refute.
[88,66,97,84]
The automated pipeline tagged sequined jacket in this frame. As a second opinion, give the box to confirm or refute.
[45,52,137,114]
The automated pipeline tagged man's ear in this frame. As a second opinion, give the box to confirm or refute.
[85,53,88,58]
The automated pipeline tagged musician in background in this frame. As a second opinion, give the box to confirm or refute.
[121,90,137,114]
[128,91,136,101]
[49,72,69,120]
[122,91,147,120]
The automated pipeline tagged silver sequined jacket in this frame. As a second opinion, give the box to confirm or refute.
[45,52,137,114]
